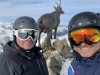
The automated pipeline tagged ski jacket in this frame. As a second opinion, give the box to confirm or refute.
[0,41,49,75]
[68,52,100,75]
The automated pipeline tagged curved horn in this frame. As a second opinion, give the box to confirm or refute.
[59,0,61,6]
[55,2,59,6]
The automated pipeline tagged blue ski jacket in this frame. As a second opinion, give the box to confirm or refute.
[68,52,100,75]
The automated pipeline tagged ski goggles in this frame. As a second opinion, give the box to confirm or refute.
[69,28,100,46]
[13,29,39,41]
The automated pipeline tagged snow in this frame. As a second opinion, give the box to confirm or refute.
[0,22,72,75]
[60,59,72,75]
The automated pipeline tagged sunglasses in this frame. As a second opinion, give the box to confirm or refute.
[13,29,39,41]
[69,28,100,46]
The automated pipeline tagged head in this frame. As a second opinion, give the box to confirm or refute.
[13,16,39,50]
[68,11,100,58]
[54,0,64,14]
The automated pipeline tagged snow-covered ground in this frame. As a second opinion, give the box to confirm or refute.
[0,22,72,75]
[60,59,72,75]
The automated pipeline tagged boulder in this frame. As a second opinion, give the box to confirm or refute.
[41,38,73,75]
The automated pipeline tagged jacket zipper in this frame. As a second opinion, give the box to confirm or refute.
[40,57,46,74]
[36,59,43,75]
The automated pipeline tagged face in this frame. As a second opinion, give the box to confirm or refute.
[16,37,36,50]
[73,41,100,57]
[13,29,39,50]
[69,28,100,57]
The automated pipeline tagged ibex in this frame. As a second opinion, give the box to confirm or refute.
[37,0,64,49]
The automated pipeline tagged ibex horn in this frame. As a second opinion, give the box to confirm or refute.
[59,0,61,6]
[55,2,59,6]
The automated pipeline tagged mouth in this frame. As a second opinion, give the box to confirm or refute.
[80,47,91,52]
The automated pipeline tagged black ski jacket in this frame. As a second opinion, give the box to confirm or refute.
[0,41,49,75]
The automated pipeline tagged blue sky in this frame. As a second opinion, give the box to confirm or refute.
[0,0,100,26]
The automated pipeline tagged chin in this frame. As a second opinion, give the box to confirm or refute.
[81,54,92,58]
[24,47,32,50]
[25,45,33,49]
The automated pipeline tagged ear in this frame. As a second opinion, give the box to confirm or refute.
[13,35,16,42]
[35,40,37,45]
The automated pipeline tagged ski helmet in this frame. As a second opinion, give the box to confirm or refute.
[68,11,100,33]
[13,16,39,30]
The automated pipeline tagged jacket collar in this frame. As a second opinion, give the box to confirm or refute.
[73,51,100,66]
[3,41,42,60]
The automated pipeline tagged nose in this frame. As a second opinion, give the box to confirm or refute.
[80,42,88,46]
[62,11,64,14]
[27,36,33,41]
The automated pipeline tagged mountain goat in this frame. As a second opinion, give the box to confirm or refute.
[37,0,64,49]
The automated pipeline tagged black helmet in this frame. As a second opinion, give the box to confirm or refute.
[68,11,100,32]
[13,16,39,30]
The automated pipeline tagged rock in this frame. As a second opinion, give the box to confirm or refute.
[53,38,73,59]
[41,37,55,52]
[49,55,62,75]
[46,50,62,75]
[41,38,73,75]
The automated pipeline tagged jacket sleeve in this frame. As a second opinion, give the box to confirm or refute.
[0,58,22,75]
[68,65,74,75]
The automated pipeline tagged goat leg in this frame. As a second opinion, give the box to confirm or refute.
[54,28,57,39]
[38,29,42,47]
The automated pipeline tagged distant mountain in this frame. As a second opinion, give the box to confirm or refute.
[0,22,13,51]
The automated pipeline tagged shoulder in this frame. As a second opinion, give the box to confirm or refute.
[33,46,42,52]
[0,52,23,74]
[71,59,78,65]
[0,51,21,65]
[0,52,21,69]
[34,46,46,60]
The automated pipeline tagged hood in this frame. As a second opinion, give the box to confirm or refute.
[3,41,42,59]
[3,41,14,52]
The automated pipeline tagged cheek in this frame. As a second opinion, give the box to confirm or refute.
[73,42,100,57]
[16,38,24,48]
[22,41,36,50]
[73,47,80,53]
[16,37,36,50]
[94,42,100,51]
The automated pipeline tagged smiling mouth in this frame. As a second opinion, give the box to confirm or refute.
[80,47,91,51]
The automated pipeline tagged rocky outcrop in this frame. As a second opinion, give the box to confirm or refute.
[41,38,73,75]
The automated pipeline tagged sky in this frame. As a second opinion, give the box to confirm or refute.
[0,0,100,26]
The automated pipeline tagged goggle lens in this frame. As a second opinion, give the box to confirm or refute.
[13,29,39,41]
[69,28,100,46]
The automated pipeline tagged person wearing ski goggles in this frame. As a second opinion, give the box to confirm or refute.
[68,12,100,75]
[0,16,49,75]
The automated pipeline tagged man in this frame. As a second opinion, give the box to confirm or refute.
[0,16,49,75]
[68,11,100,75]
